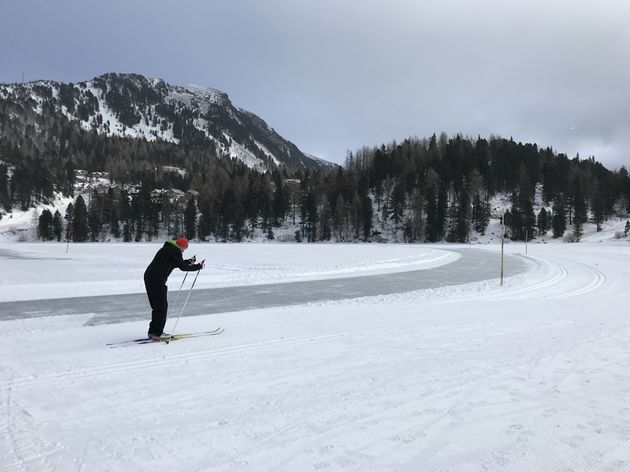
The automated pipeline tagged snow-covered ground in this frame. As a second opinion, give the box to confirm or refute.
[1,241,630,471]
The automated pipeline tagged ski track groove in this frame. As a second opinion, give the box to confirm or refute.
[451,251,606,304]
[439,255,567,304]
[546,255,607,300]
[2,332,348,390]
[495,255,568,300]
[3,382,64,472]
[4,383,28,472]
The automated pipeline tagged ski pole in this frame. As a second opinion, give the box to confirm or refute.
[169,263,202,338]
[171,255,194,308]
[171,271,188,307]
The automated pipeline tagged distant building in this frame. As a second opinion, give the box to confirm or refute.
[161,166,186,176]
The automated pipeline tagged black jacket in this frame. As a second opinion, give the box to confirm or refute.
[144,241,202,283]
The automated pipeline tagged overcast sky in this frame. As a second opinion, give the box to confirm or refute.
[1,0,629,168]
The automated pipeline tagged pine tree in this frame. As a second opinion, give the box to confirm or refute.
[471,194,491,234]
[552,195,567,238]
[388,180,406,230]
[301,191,318,242]
[64,202,74,241]
[218,189,235,241]
[333,194,346,241]
[423,185,437,242]
[88,190,102,241]
[0,164,9,209]
[119,191,131,239]
[272,181,288,226]
[437,183,448,240]
[350,191,362,240]
[104,188,120,238]
[537,208,550,235]
[184,198,197,240]
[520,197,536,242]
[447,185,470,243]
[130,192,148,242]
[572,176,587,228]
[148,198,161,241]
[318,194,332,241]
[361,195,373,241]
[573,218,583,242]
[455,184,471,242]
[72,196,89,242]
[38,209,54,241]
[64,160,76,196]
[507,192,523,240]
[53,210,63,241]
[197,198,216,241]
[591,187,605,232]
[407,189,423,242]
[123,222,132,242]
[232,200,247,241]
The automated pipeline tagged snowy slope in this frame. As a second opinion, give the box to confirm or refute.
[1,243,630,471]
[0,73,331,171]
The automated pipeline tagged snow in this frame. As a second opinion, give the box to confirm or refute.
[173,84,226,109]
[253,139,281,166]
[0,194,74,240]
[1,241,630,471]
[0,244,456,302]
[227,136,267,171]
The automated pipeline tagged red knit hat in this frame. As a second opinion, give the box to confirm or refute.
[175,237,189,250]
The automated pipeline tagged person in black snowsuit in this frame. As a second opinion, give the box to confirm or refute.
[144,238,204,339]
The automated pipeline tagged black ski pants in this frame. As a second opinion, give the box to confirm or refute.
[145,276,168,335]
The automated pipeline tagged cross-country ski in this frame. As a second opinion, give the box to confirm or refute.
[108,327,225,347]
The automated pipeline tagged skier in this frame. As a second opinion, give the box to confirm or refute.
[144,237,205,340]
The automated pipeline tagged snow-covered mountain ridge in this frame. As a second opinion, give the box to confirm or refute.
[0,73,334,171]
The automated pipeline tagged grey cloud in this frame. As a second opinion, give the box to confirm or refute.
[1,0,628,168]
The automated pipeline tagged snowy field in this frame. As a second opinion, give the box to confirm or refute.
[1,241,630,471]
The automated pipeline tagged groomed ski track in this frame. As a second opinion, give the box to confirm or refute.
[0,248,526,325]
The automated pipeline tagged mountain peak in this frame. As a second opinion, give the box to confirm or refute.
[0,72,333,171]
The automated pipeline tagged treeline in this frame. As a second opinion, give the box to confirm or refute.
[0,117,246,213]
[33,133,630,244]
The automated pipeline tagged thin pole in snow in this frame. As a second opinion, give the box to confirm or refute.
[500,212,505,287]
[171,271,189,308]
[169,255,195,316]
[65,223,72,254]
[525,229,528,255]
[169,267,201,339]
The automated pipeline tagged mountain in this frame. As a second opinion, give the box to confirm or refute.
[0,73,334,171]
